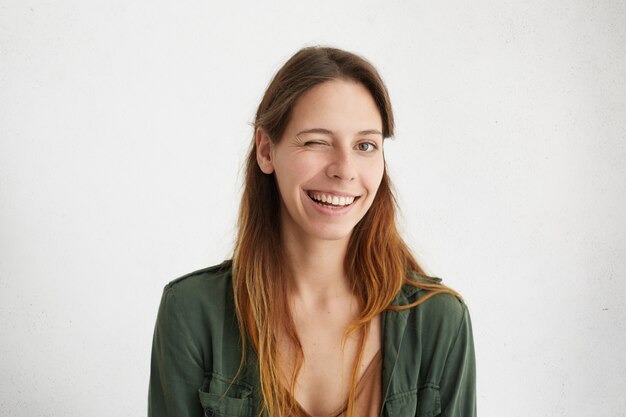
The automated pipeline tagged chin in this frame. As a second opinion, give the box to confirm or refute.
[307,224,355,242]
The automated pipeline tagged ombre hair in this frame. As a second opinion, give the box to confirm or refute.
[232,46,458,417]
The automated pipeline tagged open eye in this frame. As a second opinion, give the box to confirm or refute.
[356,142,377,152]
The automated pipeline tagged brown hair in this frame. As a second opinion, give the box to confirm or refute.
[232,46,458,416]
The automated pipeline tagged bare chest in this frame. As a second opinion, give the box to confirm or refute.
[281,314,381,416]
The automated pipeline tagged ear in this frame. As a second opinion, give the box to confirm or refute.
[256,127,275,174]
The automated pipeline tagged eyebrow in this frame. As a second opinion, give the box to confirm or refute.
[296,128,383,136]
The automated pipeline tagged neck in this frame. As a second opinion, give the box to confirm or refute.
[281,229,352,302]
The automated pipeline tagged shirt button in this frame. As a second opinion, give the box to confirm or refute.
[204,409,215,417]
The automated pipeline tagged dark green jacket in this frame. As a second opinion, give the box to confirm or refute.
[148,261,476,417]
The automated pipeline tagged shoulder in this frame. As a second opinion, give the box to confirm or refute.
[399,271,470,337]
[388,272,474,379]
[163,260,233,299]
[157,260,234,328]
[165,259,233,288]
[390,274,476,412]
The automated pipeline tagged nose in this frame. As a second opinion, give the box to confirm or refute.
[326,147,356,181]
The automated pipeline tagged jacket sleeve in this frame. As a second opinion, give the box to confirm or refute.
[439,304,477,416]
[148,285,206,417]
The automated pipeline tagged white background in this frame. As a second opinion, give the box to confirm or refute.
[1,1,625,416]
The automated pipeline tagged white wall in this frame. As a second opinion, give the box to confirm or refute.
[1,0,625,416]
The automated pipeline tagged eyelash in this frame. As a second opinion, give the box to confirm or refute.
[357,142,377,152]
[303,141,378,152]
[304,141,327,146]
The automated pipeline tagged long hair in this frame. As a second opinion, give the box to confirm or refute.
[232,46,458,416]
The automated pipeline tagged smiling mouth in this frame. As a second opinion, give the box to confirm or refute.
[306,191,361,208]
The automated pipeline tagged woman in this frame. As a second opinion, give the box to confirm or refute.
[149,46,476,417]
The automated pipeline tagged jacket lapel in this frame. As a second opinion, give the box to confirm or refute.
[380,284,417,415]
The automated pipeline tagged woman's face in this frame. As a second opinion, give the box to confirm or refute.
[257,79,385,244]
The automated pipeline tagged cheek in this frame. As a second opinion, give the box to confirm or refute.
[274,158,314,193]
[362,158,385,192]
[290,154,321,178]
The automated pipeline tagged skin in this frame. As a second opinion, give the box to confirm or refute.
[256,78,385,415]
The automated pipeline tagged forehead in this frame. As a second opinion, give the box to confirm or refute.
[286,79,383,134]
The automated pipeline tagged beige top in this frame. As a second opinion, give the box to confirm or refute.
[296,350,382,417]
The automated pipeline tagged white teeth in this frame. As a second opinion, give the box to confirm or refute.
[308,192,357,207]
